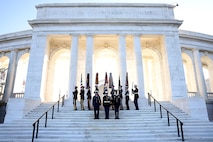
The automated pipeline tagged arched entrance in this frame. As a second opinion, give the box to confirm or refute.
[94,47,119,99]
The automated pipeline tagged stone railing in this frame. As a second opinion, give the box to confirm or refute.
[207,92,213,100]
[11,93,24,98]
[187,92,198,97]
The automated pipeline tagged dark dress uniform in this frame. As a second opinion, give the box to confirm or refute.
[92,92,101,119]
[87,88,91,110]
[119,86,123,110]
[113,94,120,119]
[125,88,130,110]
[73,86,78,110]
[132,85,139,110]
[80,86,85,110]
[110,87,115,110]
[103,94,111,119]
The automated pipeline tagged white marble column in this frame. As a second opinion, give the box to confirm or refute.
[193,49,207,99]
[69,34,79,97]
[133,35,145,98]
[85,35,94,89]
[118,34,127,91]
[3,50,18,102]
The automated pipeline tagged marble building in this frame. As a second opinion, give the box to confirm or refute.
[0,3,213,122]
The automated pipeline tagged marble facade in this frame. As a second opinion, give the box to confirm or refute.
[0,3,213,122]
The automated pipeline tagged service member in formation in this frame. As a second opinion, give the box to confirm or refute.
[73,86,78,110]
[103,90,111,119]
[80,85,85,110]
[110,85,115,110]
[119,85,123,110]
[87,86,91,110]
[132,85,139,110]
[92,90,101,119]
[113,92,120,119]
[125,86,130,110]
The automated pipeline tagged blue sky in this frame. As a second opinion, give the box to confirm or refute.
[0,0,212,35]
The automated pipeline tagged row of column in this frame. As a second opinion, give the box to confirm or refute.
[68,34,145,98]
[2,50,18,102]
[193,49,207,99]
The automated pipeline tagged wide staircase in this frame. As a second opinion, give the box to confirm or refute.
[0,99,213,142]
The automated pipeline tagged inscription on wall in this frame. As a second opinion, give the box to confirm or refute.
[37,7,172,20]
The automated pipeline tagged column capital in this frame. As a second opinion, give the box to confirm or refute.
[70,34,80,37]
[192,48,200,52]
[132,34,142,37]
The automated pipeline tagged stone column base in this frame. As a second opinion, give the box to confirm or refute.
[4,98,41,123]
[172,96,209,121]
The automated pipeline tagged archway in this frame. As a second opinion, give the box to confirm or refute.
[142,48,163,100]
[0,56,9,100]
[13,53,29,93]
[201,56,213,92]
[94,47,119,99]
[182,53,197,92]
[46,48,70,102]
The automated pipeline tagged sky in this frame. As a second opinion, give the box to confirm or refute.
[0,0,213,36]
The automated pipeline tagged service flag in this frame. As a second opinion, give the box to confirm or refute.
[109,73,113,88]
[86,73,90,89]
[125,72,129,87]
[95,72,99,86]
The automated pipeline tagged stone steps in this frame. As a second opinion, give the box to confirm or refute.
[0,99,213,141]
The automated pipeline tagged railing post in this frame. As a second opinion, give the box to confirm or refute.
[154,100,156,112]
[45,112,48,127]
[62,96,65,107]
[32,123,36,142]
[52,106,54,119]
[57,100,60,112]
[148,93,151,106]
[180,122,184,141]
[176,119,180,137]
[167,111,170,126]
[160,105,162,118]
[36,120,39,138]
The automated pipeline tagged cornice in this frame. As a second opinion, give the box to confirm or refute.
[29,19,183,27]
[0,30,32,42]
[179,30,213,43]
[36,3,173,8]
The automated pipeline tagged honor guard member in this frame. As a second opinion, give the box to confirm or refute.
[119,85,123,110]
[87,86,91,110]
[132,85,139,110]
[114,91,120,119]
[125,86,130,110]
[80,85,85,110]
[110,85,115,110]
[103,90,111,119]
[93,90,101,119]
[73,86,78,110]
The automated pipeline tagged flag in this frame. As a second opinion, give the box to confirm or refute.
[118,76,121,88]
[95,72,99,86]
[86,73,90,89]
[104,72,108,85]
[80,73,83,86]
[109,73,113,88]
[125,72,129,87]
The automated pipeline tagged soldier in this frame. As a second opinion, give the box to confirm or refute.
[73,86,78,110]
[114,91,120,119]
[103,90,111,119]
[92,90,101,119]
[110,85,115,110]
[119,85,123,110]
[80,85,85,110]
[132,85,139,110]
[87,86,91,110]
[125,86,130,110]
